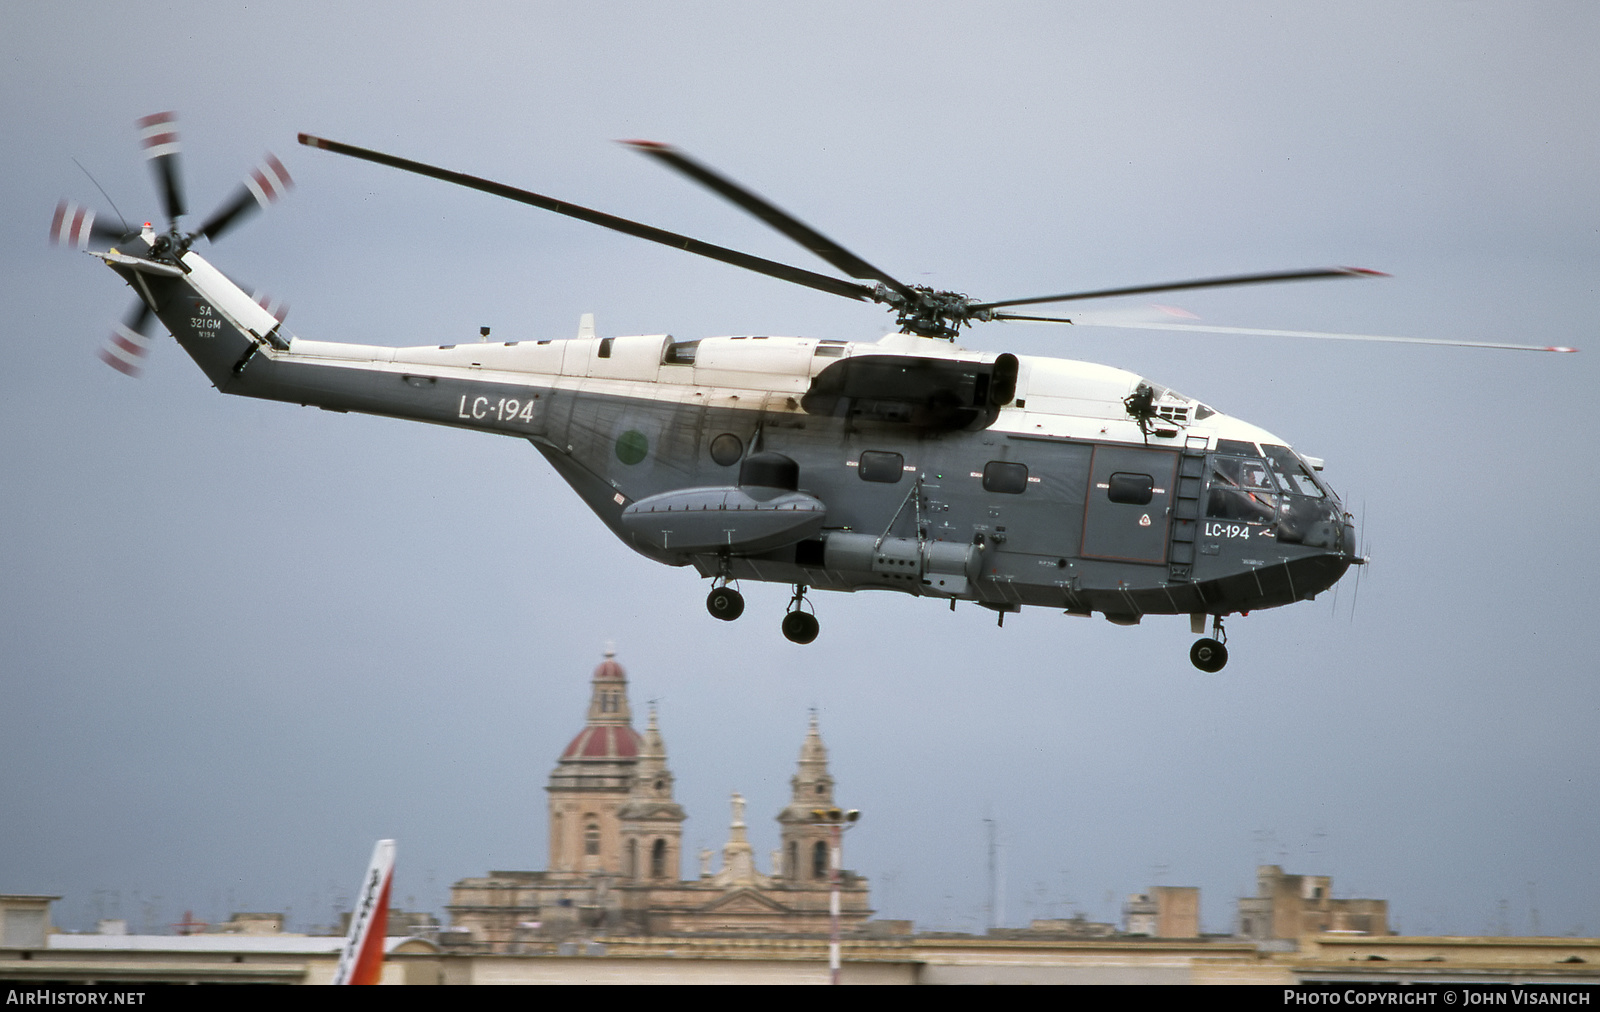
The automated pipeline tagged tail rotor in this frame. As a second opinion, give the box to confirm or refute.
[53,112,293,377]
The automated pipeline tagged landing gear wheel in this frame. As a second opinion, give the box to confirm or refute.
[781,610,820,644]
[706,586,745,621]
[1190,638,1228,672]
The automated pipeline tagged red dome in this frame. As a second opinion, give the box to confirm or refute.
[561,724,643,760]
[593,655,626,681]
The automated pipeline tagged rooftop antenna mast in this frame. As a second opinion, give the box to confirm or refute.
[983,817,1003,931]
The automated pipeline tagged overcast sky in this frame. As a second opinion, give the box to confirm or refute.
[2,2,1595,937]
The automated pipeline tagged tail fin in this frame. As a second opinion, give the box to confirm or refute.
[94,248,288,388]
[332,839,395,985]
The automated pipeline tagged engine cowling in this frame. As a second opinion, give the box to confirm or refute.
[819,532,982,598]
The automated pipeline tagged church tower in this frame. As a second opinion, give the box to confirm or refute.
[546,648,643,876]
[451,690,874,946]
[775,713,839,883]
[617,707,687,882]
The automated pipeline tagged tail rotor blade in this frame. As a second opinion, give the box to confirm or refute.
[138,111,185,223]
[50,200,131,249]
[251,288,289,325]
[196,154,293,242]
[99,301,156,377]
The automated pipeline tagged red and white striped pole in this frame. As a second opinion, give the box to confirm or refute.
[812,808,859,985]
[828,821,842,985]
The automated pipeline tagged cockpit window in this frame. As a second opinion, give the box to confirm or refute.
[1261,444,1326,498]
[1214,456,1275,492]
[1206,456,1278,523]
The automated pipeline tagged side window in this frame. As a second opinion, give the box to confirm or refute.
[983,460,1029,494]
[1108,472,1154,505]
[857,450,904,483]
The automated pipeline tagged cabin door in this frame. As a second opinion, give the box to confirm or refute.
[1081,445,1179,565]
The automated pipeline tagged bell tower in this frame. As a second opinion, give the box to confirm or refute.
[617,707,687,881]
[775,713,838,882]
[546,648,643,876]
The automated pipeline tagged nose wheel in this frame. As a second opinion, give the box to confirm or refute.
[781,585,819,644]
[1190,615,1229,672]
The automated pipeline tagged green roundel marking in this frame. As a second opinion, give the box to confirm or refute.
[615,430,649,465]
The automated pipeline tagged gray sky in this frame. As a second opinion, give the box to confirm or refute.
[2,2,1595,937]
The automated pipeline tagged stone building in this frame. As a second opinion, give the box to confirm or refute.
[1123,886,1201,938]
[1236,865,1389,940]
[447,650,872,950]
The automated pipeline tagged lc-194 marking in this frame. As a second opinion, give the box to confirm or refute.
[457,394,537,423]
[1204,522,1253,540]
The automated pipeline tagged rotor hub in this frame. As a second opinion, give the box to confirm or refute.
[878,284,983,341]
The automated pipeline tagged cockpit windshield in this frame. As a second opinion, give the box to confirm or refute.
[1261,444,1328,499]
[1205,444,1346,550]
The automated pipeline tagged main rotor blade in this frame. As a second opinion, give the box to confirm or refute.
[138,111,185,223]
[622,140,918,302]
[969,267,1386,312]
[995,313,1579,352]
[298,134,876,304]
[196,154,293,242]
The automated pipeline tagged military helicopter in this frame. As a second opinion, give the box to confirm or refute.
[55,114,1576,670]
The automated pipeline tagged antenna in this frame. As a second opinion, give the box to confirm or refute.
[983,817,1001,930]
[73,157,131,235]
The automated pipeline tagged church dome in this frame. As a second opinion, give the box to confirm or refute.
[592,653,626,681]
[561,724,643,760]
[556,647,642,761]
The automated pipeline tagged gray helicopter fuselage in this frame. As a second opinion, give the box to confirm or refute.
[106,249,1357,625]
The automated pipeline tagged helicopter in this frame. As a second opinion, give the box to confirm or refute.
[54,114,1576,670]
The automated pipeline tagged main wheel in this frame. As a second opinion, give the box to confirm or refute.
[781,610,820,644]
[1190,637,1228,672]
[706,586,745,621]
